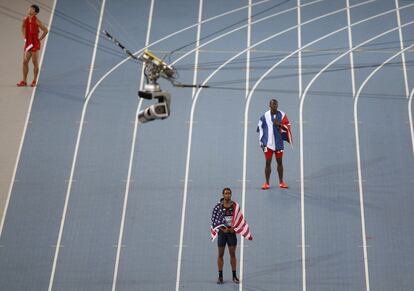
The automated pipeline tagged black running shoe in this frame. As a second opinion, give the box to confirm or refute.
[232,276,240,284]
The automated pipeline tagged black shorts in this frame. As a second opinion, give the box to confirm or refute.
[217,231,237,247]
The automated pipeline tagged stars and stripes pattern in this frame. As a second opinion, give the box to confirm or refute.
[210,201,252,241]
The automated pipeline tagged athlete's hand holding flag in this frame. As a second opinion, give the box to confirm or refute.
[211,201,252,241]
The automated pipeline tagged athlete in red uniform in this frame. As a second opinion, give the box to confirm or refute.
[17,5,48,87]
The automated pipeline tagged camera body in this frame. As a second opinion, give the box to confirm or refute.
[138,89,171,123]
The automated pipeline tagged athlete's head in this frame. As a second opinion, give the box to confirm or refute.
[222,187,232,202]
[269,99,278,114]
[29,4,40,16]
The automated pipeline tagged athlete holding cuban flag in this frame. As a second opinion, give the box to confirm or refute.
[257,99,292,190]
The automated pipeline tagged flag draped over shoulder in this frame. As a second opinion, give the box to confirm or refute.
[257,110,293,149]
[280,111,293,145]
[210,201,252,241]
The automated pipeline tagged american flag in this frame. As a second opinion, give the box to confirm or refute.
[210,201,252,241]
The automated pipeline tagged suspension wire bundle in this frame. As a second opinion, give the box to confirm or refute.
[2,0,412,94]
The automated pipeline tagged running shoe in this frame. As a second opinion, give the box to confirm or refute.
[279,182,289,188]
[261,183,270,190]
[217,277,224,284]
[30,80,36,87]
[233,276,240,284]
[16,80,27,87]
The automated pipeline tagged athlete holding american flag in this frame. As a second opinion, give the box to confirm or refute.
[257,99,292,190]
[211,188,252,284]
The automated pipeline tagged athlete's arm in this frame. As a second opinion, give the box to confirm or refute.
[21,18,26,39]
[37,19,48,41]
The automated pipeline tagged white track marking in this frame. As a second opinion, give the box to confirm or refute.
[111,1,155,290]
[409,88,414,154]
[85,0,106,97]
[47,1,107,290]
[395,0,409,99]
[240,3,252,291]
[85,0,273,102]
[298,21,414,291]
[298,0,303,99]
[297,1,305,290]
[192,0,203,99]
[346,0,356,97]
[171,0,326,66]
[245,0,252,100]
[353,43,414,291]
[242,4,414,291]
[176,1,376,291]
[175,1,204,290]
[0,0,58,238]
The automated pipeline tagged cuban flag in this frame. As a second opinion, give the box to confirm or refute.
[257,110,292,150]
[210,201,253,241]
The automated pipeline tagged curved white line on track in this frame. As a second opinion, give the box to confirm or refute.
[85,0,106,97]
[242,3,414,291]
[354,42,414,291]
[175,1,204,290]
[299,19,414,291]
[175,1,375,290]
[170,0,326,66]
[48,1,107,290]
[191,0,203,99]
[297,0,303,99]
[111,1,155,290]
[241,0,378,288]
[409,88,414,154]
[0,0,58,238]
[346,0,356,97]
[240,3,252,290]
[85,0,272,102]
[395,0,409,99]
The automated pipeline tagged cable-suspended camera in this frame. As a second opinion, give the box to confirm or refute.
[103,30,208,123]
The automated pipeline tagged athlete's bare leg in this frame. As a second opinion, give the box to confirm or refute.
[217,246,225,272]
[228,245,237,271]
[265,157,272,184]
[276,157,284,183]
[31,51,39,82]
[22,51,32,83]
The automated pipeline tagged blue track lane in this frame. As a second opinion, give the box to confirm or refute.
[1,0,413,290]
[0,0,100,290]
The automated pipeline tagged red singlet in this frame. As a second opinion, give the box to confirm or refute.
[24,15,40,52]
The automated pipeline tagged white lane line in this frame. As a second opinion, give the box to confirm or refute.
[395,0,410,99]
[240,3,252,291]
[175,1,203,290]
[47,1,107,290]
[0,0,58,238]
[297,0,303,99]
[346,0,356,97]
[297,2,305,291]
[85,0,106,97]
[192,0,203,99]
[242,4,414,291]
[298,22,414,291]
[85,0,273,103]
[354,43,414,291]
[111,1,155,290]
[409,88,414,154]
[245,0,252,100]
[171,0,326,66]
[177,2,375,291]
[176,0,338,291]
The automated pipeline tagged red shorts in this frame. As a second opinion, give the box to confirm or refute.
[264,147,283,160]
[24,35,41,52]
